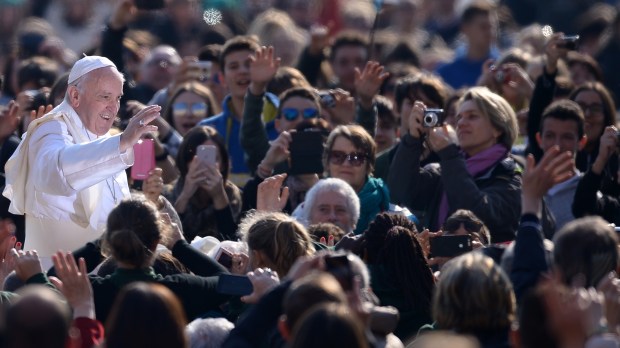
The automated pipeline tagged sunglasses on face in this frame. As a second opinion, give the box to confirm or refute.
[280,108,319,121]
[443,219,483,233]
[328,150,368,167]
[172,102,208,119]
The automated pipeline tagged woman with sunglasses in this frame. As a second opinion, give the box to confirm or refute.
[324,124,390,235]
[167,126,241,242]
[162,81,219,136]
[389,87,521,243]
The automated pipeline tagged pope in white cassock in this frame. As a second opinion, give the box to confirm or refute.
[2,56,161,269]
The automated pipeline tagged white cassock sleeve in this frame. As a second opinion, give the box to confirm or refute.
[29,120,133,196]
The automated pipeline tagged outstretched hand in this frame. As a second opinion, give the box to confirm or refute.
[257,174,289,212]
[522,146,574,215]
[50,251,95,319]
[354,61,389,109]
[120,104,161,152]
[249,46,281,95]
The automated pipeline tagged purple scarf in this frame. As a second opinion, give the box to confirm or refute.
[436,144,508,228]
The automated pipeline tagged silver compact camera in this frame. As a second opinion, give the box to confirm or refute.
[423,108,445,128]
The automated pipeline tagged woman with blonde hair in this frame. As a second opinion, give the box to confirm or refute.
[239,211,315,277]
[432,253,516,347]
[389,87,521,242]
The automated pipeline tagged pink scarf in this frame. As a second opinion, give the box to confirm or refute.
[436,144,508,228]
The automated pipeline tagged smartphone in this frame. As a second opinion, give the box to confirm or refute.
[324,254,354,291]
[196,144,217,166]
[216,274,254,296]
[289,131,324,175]
[188,61,212,81]
[430,235,472,258]
[131,139,155,180]
[134,0,165,10]
[215,247,233,270]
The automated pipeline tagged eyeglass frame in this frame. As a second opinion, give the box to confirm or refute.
[172,102,208,119]
[328,150,369,167]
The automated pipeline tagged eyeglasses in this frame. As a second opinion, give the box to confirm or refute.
[577,102,604,115]
[280,108,319,121]
[443,218,483,233]
[172,102,208,119]
[328,151,368,166]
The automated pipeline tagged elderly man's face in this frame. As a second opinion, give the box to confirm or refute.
[72,67,123,136]
[309,190,355,233]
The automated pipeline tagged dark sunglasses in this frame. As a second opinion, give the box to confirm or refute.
[172,102,208,119]
[328,150,368,167]
[280,108,319,121]
[443,218,483,233]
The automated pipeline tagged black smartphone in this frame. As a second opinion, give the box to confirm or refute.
[324,254,354,291]
[289,131,324,175]
[216,274,253,296]
[134,0,165,10]
[430,235,472,258]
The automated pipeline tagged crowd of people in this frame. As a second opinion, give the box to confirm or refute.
[0,0,619,347]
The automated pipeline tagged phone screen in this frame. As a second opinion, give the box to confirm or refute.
[215,248,233,269]
[131,139,155,180]
[289,131,324,175]
[197,145,217,166]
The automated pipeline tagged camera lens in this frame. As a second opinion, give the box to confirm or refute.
[424,113,438,127]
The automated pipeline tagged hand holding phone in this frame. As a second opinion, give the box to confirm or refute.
[215,247,233,270]
[131,139,155,180]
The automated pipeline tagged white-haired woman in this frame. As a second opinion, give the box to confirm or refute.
[388,87,521,242]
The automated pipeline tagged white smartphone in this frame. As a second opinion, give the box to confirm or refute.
[196,144,217,165]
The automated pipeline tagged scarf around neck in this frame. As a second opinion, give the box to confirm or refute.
[355,176,390,235]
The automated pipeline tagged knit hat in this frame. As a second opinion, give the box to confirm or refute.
[68,55,116,84]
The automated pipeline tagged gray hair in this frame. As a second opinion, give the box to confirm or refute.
[186,318,234,348]
[293,178,360,232]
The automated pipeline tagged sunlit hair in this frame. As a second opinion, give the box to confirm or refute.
[458,86,519,149]
[238,211,315,276]
[553,216,618,287]
[102,194,169,269]
[295,178,360,231]
[433,253,516,332]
